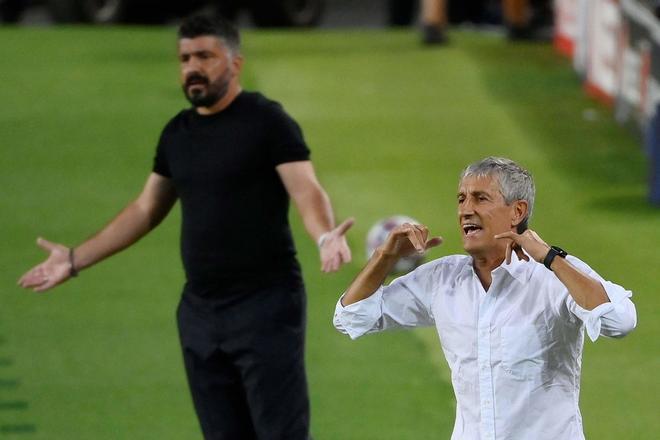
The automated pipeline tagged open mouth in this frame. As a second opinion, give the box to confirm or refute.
[462,223,482,236]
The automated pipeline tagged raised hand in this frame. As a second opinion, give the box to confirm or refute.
[319,217,355,273]
[381,223,443,259]
[17,238,74,292]
[494,229,550,264]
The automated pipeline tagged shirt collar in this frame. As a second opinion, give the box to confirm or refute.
[460,251,535,284]
[498,251,535,284]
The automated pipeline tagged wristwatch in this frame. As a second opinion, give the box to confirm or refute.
[543,246,567,271]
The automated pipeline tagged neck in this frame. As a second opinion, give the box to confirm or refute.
[471,253,505,291]
[196,83,242,115]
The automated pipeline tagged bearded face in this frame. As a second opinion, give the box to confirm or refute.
[182,68,231,108]
[178,36,239,109]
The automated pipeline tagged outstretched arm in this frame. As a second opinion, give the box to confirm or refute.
[343,223,442,305]
[18,172,177,292]
[276,160,354,273]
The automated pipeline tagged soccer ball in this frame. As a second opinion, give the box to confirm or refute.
[366,215,425,274]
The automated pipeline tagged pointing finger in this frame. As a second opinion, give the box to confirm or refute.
[425,236,443,250]
[335,217,355,236]
[494,231,516,240]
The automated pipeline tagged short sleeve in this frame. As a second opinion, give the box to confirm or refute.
[265,103,310,166]
[152,128,172,178]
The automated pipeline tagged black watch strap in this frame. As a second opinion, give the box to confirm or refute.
[543,246,567,271]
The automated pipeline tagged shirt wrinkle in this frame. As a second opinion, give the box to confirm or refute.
[334,252,636,440]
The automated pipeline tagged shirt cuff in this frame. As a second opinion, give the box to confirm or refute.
[333,287,384,340]
[584,281,633,342]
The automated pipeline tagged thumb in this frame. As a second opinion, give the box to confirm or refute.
[36,237,57,253]
[335,217,355,236]
[425,236,443,249]
[494,231,517,240]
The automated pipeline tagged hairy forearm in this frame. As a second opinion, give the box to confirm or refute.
[294,185,335,242]
[551,257,609,310]
[74,200,165,271]
[342,249,399,306]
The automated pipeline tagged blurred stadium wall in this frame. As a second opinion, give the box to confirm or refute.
[554,0,660,204]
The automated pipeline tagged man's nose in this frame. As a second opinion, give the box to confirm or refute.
[182,59,202,75]
[458,200,474,216]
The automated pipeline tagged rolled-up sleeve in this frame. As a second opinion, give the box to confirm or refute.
[333,288,385,340]
[333,263,438,340]
[566,257,637,342]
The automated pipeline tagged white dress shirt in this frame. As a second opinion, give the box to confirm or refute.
[334,253,636,440]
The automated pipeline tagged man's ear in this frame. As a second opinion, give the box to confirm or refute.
[232,54,244,75]
[511,200,529,229]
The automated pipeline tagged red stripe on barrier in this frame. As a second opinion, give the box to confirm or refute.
[584,82,614,107]
[554,34,574,57]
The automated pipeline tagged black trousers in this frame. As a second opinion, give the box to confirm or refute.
[176,282,310,440]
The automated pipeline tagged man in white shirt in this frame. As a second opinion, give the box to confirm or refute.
[334,157,637,440]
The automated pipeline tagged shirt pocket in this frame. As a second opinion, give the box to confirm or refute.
[500,324,547,381]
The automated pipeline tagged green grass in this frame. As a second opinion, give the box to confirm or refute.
[1,26,658,439]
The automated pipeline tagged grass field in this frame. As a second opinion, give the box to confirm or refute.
[1,26,659,439]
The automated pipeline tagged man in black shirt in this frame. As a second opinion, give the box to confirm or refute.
[18,16,353,440]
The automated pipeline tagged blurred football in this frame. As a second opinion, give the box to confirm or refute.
[366,215,425,274]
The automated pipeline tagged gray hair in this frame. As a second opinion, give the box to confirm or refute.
[460,157,535,233]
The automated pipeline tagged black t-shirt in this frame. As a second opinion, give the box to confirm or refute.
[153,91,310,292]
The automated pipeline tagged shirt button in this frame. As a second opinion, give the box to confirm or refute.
[484,399,491,405]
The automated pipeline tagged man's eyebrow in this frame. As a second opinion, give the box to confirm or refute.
[457,190,491,198]
[179,50,214,57]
